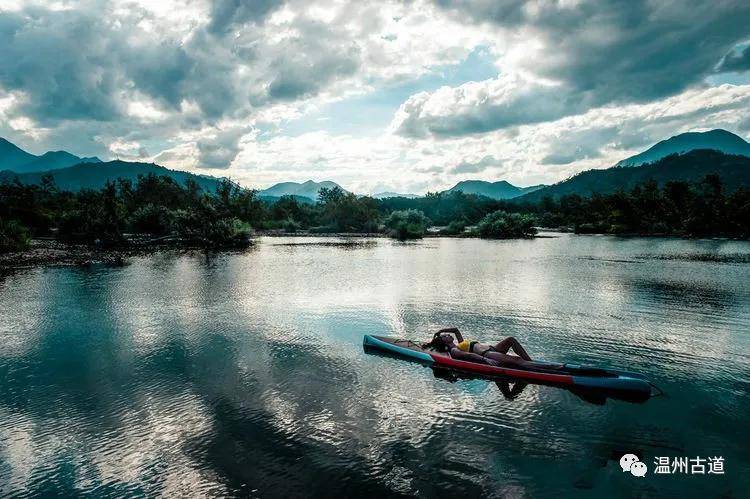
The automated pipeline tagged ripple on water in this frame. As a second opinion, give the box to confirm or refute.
[0,235,748,497]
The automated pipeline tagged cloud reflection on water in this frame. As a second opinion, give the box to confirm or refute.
[0,235,748,496]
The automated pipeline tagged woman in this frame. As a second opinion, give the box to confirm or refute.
[427,327,539,369]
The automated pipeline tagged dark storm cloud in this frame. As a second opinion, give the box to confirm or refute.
[124,44,196,110]
[391,0,750,139]
[392,76,584,139]
[0,1,365,131]
[267,50,360,101]
[196,128,248,169]
[0,10,122,123]
[197,140,240,169]
[0,7,207,123]
[435,0,750,104]
[717,45,750,73]
[266,20,361,101]
[207,0,283,35]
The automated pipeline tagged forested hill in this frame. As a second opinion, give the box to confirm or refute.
[0,160,224,193]
[518,150,750,203]
[445,180,545,199]
[0,137,101,173]
[615,129,750,167]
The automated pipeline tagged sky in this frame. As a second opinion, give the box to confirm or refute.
[0,0,749,194]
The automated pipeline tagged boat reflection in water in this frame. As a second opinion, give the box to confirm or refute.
[429,367,655,405]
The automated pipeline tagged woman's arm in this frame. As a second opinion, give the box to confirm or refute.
[437,327,463,343]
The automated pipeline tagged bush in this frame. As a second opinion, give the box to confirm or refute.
[385,209,430,240]
[128,203,174,235]
[174,207,252,248]
[281,218,302,232]
[0,219,30,253]
[477,210,537,239]
[439,219,467,236]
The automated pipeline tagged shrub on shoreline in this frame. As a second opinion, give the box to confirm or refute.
[0,219,31,253]
[476,210,537,239]
[439,219,467,236]
[385,209,430,240]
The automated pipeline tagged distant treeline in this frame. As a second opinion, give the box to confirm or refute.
[1,172,748,253]
[530,175,749,237]
[385,174,749,238]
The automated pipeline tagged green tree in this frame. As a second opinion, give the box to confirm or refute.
[477,210,537,239]
[0,219,30,253]
[318,186,380,232]
[384,209,430,240]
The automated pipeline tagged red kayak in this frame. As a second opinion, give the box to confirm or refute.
[363,335,655,400]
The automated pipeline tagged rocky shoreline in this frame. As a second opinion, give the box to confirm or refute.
[0,238,161,271]
[0,234,383,271]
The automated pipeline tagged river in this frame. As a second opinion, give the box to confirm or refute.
[1,233,748,497]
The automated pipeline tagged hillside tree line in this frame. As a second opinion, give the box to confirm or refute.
[1,172,748,253]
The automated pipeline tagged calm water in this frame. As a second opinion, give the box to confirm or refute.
[1,234,749,498]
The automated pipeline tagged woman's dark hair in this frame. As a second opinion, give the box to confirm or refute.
[423,332,451,352]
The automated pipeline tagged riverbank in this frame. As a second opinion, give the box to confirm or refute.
[6,230,742,272]
[0,238,161,270]
[0,231,523,270]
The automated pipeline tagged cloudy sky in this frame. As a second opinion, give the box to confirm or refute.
[1,0,749,193]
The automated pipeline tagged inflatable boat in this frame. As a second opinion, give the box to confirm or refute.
[363,335,655,401]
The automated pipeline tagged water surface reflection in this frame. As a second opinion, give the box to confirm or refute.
[0,234,748,497]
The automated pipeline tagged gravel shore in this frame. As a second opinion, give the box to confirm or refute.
[0,238,158,271]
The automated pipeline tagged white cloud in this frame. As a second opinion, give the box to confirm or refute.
[389,72,574,138]
[0,0,748,190]
[0,0,494,168]
[225,84,750,193]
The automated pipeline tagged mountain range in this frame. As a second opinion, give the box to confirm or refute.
[0,138,101,174]
[615,129,750,167]
[445,180,545,199]
[258,180,345,200]
[0,160,224,193]
[372,191,419,199]
[512,129,750,202]
[519,149,750,203]
[1,128,749,201]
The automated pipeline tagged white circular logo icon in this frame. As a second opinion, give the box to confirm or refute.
[620,454,639,472]
[630,461,647,477]
[620,454,647,477]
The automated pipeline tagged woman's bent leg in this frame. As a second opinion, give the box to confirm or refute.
[493,337,532,361]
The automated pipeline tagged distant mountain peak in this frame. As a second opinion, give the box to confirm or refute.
[372,191,419,199]
[258,180,346,200]
[0,137,38,170]
[445,179,545,200]
[519,148,750,203]
[616,129,750,167]
[0,137,103,174]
